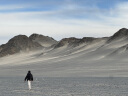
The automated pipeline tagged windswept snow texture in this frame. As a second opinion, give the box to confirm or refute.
[0,35,128,77]
[1,77,128,96]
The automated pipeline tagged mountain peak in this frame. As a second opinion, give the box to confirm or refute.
[55,37,81,48]
[113,28,128,37]
[0,35,42,57]
[55,37,99,48]
[29,33,57,47]
[107,28,128,42]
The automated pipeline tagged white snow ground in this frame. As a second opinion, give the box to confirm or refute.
[1,77,128,96]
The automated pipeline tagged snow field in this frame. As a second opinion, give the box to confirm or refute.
[0,77,128,96]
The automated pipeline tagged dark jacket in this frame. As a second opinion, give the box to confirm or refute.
[24,71,33,81]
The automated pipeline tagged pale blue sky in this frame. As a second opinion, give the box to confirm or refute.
[0,0,128,44]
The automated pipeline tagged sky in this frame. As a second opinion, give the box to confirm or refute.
[0,0,128,44]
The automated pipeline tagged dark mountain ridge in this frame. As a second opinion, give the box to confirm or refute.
[55,36,106,48]
[0,28,128,57]
[0,35,42,57]
[107,28,128,43]
[29,34,58,47]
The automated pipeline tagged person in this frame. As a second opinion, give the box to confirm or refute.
[24,70,33,90]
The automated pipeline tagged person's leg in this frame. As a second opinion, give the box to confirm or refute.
[28,80,31,90]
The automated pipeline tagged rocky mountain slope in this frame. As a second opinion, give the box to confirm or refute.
[0,28,128,58]
[0,35,42,57]
[29,34,58,47]
[0,34,57,57]
[1,28,128,77]
[107,28,128,43]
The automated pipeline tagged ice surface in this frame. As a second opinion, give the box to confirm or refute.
[0,77,128,96]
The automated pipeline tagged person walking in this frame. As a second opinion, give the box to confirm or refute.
[24,70,33,90]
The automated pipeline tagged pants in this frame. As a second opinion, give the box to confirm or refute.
[28,80,31,90]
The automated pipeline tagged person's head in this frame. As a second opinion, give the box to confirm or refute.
[28,70,31,73]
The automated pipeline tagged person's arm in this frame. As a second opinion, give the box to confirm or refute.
[31,74,33,81]
[24,74,28,81]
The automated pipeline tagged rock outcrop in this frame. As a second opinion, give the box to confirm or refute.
[0,35,42,57]
[0,28,128,57]
[107,28,128,43]
[55,37,98,48]
[55,37,81,48]
[29,34,58,47]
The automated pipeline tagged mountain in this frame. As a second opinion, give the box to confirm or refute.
[107,44,128,57]
[0,35,42,57]
[0,34,59,57]
[55,37,81,48]
[107,28,128,43]
[0,28,128,58]
[29,34,58,47]
[55,37,99,48]
[1,28,128,77]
